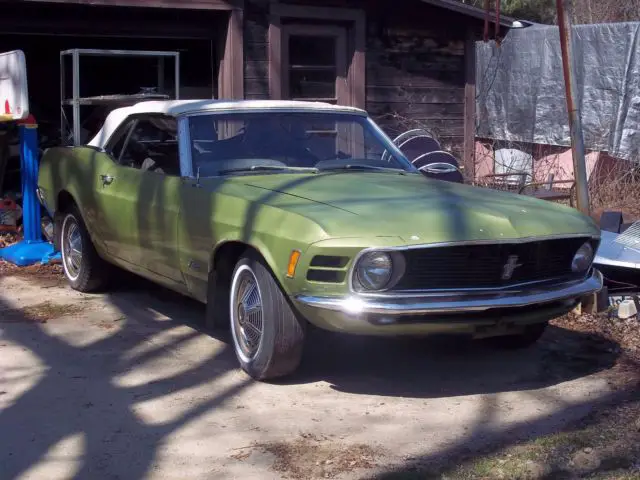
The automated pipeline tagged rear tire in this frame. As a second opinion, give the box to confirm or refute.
[229,253,305,380]
[484,321,548,350]
[59,206,110,292]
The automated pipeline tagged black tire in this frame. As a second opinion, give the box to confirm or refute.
[229,252,305,380]
[59,205,110,292]
[483,321,548,350]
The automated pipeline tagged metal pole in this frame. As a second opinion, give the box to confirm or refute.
[72,49,81,146]
[60,52,65,144]
[158,57,165,95]
[174,53,180,100]
[556,0,590,215]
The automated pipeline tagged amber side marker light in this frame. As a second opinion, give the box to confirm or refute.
[287,250,302,278]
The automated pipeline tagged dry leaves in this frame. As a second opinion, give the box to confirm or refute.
[232,434,382,479]
[1,301,86,324]
[0,231,20,249]
[553,312,640,361]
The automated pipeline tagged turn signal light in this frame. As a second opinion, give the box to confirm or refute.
[287,250,301,278]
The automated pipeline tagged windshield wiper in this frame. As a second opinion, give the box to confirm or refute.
[319,164,409,174]
[218,165,319,175]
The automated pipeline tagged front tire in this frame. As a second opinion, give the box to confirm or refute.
[483,321,548,350]
[60,207,109,292]
[229,253,305,380]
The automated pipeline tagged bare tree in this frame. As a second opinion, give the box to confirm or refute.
[459,0,640,24]
[573,0,640,24]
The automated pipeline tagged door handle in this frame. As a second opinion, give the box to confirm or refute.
[100,174,115,186]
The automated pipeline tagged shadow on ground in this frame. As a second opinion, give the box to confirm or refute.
[104,276,628,408]
[112,276,621,399]
[0,275,247,480]
[292,325,620,399]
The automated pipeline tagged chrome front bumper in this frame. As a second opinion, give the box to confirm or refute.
[295,269,603,316]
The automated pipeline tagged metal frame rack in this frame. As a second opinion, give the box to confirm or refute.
[60,49,181,145]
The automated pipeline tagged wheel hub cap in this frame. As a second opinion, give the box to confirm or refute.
[63,220,83,279]
[233,271,263,359]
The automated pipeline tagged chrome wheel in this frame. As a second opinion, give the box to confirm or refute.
[61,214,83,281]
[230,265,264,362]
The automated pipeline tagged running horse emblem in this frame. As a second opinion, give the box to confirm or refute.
[501,254,523,280]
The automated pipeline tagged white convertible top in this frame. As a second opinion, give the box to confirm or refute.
[87,99,367,149]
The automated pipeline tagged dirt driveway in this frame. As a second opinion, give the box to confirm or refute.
[0,268,635,479]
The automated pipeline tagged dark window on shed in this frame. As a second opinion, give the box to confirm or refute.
[282,25,348,105]
[288,35,337,101]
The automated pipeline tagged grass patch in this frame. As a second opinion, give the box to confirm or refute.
[443,401,640,479]
[373,401,640,480]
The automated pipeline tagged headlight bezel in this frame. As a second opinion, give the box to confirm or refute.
[351,249,406,293]
[571,240,596,274]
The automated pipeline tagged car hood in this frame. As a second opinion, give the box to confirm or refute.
[238,172,599,243]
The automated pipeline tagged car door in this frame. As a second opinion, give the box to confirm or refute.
[93,114,183,284]
[127,115,184,284]
[92,117,139,265]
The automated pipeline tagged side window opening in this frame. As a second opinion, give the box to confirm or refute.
[106,119,135,162]
[119,116,180,176]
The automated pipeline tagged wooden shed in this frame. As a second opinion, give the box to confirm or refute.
[3,0,513,174]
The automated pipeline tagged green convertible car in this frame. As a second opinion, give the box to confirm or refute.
[37,99,603,380]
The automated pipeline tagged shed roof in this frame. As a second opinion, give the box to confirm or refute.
[420,0,519,27]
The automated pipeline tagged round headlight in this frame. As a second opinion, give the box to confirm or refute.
[572,242,594,273]
[356,251,393,290]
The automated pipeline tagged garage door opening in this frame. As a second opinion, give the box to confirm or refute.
[0,2,233,196]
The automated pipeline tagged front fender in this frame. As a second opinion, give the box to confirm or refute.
[211,234,315,295]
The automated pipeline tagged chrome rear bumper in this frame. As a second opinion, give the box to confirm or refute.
[295,269,603,316]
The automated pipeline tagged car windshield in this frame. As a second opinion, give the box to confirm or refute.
[188,111,417,176]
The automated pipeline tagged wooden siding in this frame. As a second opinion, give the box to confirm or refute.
[245,0,478,158]
[218,8,245,100]
[365,2,470,157]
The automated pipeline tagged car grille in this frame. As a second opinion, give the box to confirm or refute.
[392,237,594,291]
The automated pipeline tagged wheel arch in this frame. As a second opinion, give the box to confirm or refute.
[57,190,76,214]
[205,239,287,330]
[209,239,282,287]
[54,190,100,254]
[53,190,78,251]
